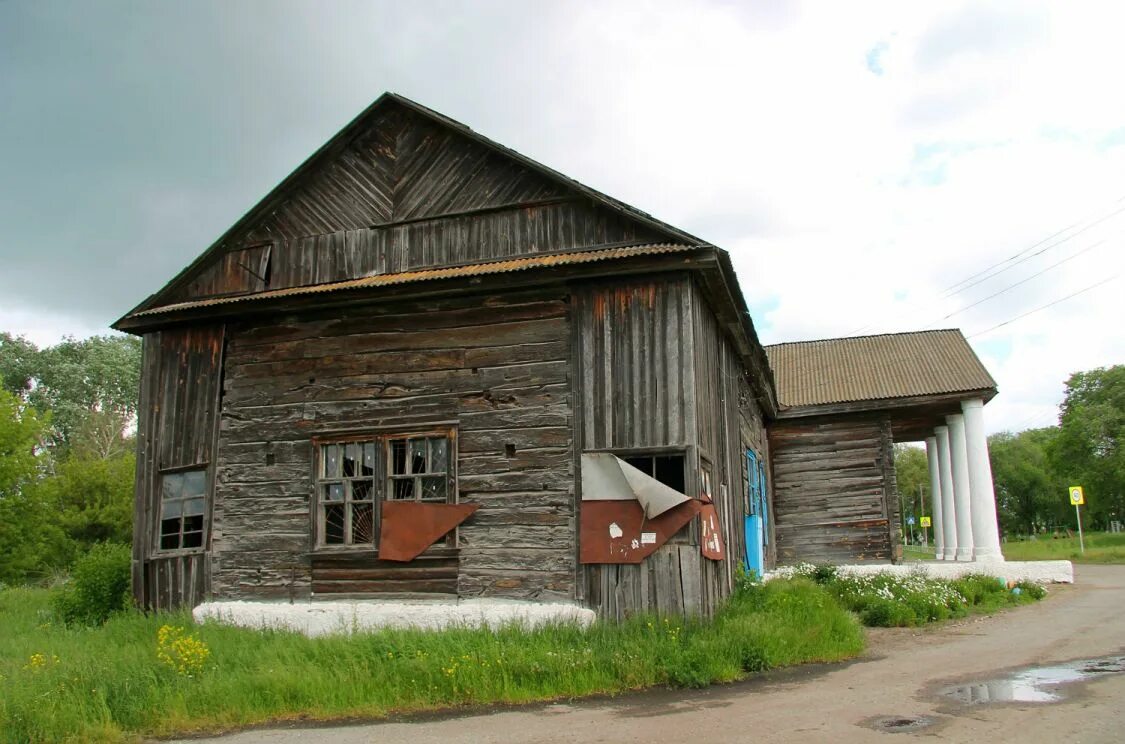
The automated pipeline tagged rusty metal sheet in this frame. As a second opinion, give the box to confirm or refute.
[699,504,726,561]
[130,243,694,318]
[581,453,692,518]
[378,502,479,562]
[580,500,702,564]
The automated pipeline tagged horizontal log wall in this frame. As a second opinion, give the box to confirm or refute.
[131,327,224,611]
[769,415,895,564]
[210,288,576,601]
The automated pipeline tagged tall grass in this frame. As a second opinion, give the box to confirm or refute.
[0,578,863,743]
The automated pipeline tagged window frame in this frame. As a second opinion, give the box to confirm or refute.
[583,445,697,498]
[311,427,458,552]
[154,465,209,555]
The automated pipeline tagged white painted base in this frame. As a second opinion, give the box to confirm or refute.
[193,598,597,638]
[956,547,974,562]
[769,560,1074,585]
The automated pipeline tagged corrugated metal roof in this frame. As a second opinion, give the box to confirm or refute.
[129,243,696,318]
[765,329,996,408]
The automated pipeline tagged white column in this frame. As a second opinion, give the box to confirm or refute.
[926,436,944,560]
[947,413,975,562]
[935,426,957,561]
[963,398,1004,561]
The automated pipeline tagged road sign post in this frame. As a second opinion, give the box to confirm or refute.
[1069,486,1086,554]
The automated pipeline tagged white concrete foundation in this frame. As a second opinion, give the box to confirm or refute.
[769,560,1073,585]
[193,598,597,637]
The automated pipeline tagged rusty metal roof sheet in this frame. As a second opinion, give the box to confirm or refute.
[765,329,997,408]
[128,243,696,318]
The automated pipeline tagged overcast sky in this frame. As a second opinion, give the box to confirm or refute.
[2,0,1123,435]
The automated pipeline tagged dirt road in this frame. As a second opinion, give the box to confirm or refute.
[180,564,1125,743]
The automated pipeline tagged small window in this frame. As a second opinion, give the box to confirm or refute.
[159,470,207,551]
[315,430,455,549]
[622,454,686,494]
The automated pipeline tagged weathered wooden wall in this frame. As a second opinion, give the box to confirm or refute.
[692,283,770,613]
[166,104,664,304]
[131,326,224,610]
[209,288,575,601]
[769,415,896,564]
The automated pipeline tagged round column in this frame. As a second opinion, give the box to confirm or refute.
[963,398,1004,561]
[947,413,975,561]
[935,426,957,561]
[926,436,944,560]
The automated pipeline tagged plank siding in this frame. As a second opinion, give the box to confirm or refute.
[574,276,718,618]
[131,326,224,610]
[769,415,895,564]
[691,281,769,614]
[209,289,576,602]
[164,104,662,305]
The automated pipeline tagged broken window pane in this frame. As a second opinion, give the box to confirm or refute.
[182,531,203,549]
[352,502,374,543]
[324,504,345,544]
[410,438,427,474]
[391,439,407,475]
[420,476,446,502]
[325,483,344,502]
[352,480,373,502]
[158,469,208,551]
[343,443,359,478]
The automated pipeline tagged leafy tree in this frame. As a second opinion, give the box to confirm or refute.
[990,428,1067,535]
[35,451,136,552]
[0,390,69,583]
[28,335,142,452]
[1052,365,1125,529]
[0,332,39,397]
[893,444,929,540]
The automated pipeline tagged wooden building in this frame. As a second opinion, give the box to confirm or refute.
[764,331,999,564]
[114,93,778,618]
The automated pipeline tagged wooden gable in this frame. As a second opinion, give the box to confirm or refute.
[137,94,696,312]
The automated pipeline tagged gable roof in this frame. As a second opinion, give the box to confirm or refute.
[765,329,997,409]
[118,92,703,321]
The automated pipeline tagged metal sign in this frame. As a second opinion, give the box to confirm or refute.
[1069,486,1085,505]
[907,516,915,526]
[920,516,932,528]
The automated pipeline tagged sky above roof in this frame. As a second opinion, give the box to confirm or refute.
[2,0,1122,435]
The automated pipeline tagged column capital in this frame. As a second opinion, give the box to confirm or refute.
[961,397,984,411]
[935,424,949,434]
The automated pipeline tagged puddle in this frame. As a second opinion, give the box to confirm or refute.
[867,715,935,733]
[940,654,1125,705]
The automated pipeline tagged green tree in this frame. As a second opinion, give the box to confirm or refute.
[0,390,69,583]
[1053,365,1125,528]
[28,335,142,452]
[893,444,929,540]
[34,451,136,552]
[0,332,39,397]
[990,428,1066,535]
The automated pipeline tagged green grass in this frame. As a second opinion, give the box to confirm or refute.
[0,578,864,743]
[1001,531,1125,563]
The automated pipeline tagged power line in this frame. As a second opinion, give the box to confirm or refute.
[967,274,1121,339]
[940,205,1125,299]
[846,196,1125,336]
[928,239,1106,326]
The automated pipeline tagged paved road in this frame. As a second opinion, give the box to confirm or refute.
[180,564,1125,743]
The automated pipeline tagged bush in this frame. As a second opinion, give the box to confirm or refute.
[51,542,131,625]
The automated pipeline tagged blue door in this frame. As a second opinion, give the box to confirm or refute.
[744,450,769,578]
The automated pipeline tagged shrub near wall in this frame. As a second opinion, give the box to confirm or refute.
[50,543,131,626]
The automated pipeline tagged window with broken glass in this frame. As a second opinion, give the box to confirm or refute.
[158,469,207,551]
[316,432,455,548]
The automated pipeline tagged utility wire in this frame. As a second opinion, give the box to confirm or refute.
[941,205,1125,299]
[846,196,1125,336]
[967,274,1121,339]
[941,196,1125,296]
[928,239,1106,326]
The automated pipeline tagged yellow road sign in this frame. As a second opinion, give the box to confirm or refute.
[920,516,932,528]
[1069,486,1085,505]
